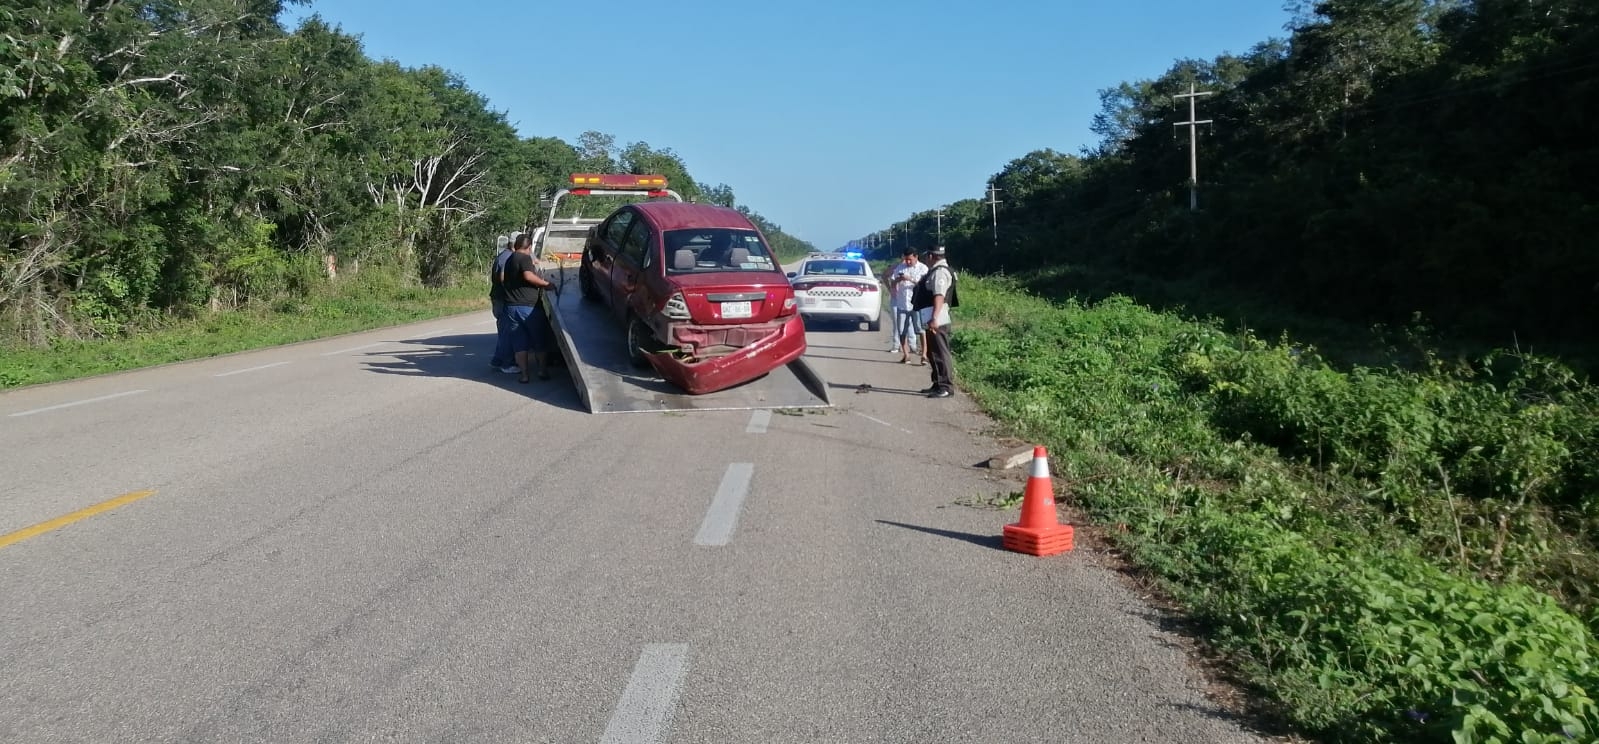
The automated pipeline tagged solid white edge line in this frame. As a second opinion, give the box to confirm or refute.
[8,389,149,418]
[599,643,691,744]
[319,342,387,356]
[693,463,754,547]
[745,409,772,434]
[213,361,292,378]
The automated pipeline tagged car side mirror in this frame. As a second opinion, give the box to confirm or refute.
[786,272,796,279]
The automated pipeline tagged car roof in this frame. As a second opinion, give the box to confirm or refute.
[631,202,756,232]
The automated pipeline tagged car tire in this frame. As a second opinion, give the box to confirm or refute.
[626,314,653,369]
[579,261,599,302]
[866,316,881,332]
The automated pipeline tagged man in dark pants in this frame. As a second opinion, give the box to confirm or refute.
[489,234,515,372]
[501,233,558,383]
[912,246,957,398]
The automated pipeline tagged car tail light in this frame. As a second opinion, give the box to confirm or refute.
[663,292,691,321]
[792,282,813,291]
[860,284,878,292]
[779,291,797,317]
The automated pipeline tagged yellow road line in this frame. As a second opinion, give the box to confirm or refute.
[0,490,157,550]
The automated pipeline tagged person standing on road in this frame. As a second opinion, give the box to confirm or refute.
[502,232,558,384]
[913,246,958,398]
[489,234,515,373]
[887,248,927,364]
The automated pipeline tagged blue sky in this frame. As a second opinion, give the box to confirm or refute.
[283,1,1295,250]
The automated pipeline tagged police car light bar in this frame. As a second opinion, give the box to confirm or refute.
[569,173,670,189]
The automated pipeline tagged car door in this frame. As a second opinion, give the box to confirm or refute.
[610,216,654,321]
[587,209,633,308]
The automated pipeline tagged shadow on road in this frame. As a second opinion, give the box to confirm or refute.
[828,382,926,397]
[358,331,586,413]
[805,353,901,365]
[875,519,1004,550]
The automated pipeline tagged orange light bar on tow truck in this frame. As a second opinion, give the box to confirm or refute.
[569,173,669,189]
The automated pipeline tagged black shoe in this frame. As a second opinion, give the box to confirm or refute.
[919,386,938,394]
[927,388,953,398]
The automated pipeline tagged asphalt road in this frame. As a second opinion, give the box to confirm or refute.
[0,309,1275,743]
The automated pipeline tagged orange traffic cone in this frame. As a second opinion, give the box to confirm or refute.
[1002,446,1074,556]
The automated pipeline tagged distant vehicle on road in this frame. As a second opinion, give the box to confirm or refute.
[786,253,883,332]
[578,195,805,395]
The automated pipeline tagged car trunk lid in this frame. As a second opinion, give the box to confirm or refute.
[671,272,792,324]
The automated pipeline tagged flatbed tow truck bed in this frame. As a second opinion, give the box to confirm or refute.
[538,263,831,414]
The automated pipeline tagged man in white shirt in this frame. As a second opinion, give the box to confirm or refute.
[887,248,928,364]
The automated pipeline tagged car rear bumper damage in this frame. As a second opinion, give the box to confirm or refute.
[645,315,807,394]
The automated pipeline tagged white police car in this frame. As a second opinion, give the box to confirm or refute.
[786,253,883,331]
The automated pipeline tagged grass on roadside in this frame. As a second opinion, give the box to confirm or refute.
[950,274,1599,744]
[0,274,486,389]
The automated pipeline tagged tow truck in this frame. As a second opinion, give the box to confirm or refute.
[532,174,674,266]
[532,174,830,414]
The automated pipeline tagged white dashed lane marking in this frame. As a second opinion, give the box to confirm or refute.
[599,643,691,744]
[745,409,771,433]
[853,410,914,434]
[694,463,754,547]
[214,361,291,378]
[319,342,387,356]
[8,389,149,418]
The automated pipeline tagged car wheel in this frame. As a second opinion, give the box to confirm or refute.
[579,262,599,301]
[626,314,653,369]
[866,316,881,332]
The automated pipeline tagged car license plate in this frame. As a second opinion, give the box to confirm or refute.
[721,300,752,319]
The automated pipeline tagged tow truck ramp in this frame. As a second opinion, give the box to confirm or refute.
[539,265,831,414]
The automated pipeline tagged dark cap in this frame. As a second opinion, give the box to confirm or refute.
[926,246,946,256]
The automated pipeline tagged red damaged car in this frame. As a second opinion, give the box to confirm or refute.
[577,201,806,394]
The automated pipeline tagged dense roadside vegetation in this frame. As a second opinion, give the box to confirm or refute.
[0,0,811,383]
[0,273,481,388]
[866,2,1599,742]
[877,0,1597,362]
[954,278,1597,743]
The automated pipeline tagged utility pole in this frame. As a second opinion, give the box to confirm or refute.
[934,208,944,245]
[986,183,1002,247]
[1173,83,1214,211]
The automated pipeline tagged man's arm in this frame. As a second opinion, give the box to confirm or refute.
[521,267,556,289]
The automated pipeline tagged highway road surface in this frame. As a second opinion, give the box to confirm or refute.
[0,311,1276,743]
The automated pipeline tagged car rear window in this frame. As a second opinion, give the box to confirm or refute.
[663,229,778,274]
[802,260,868,276]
